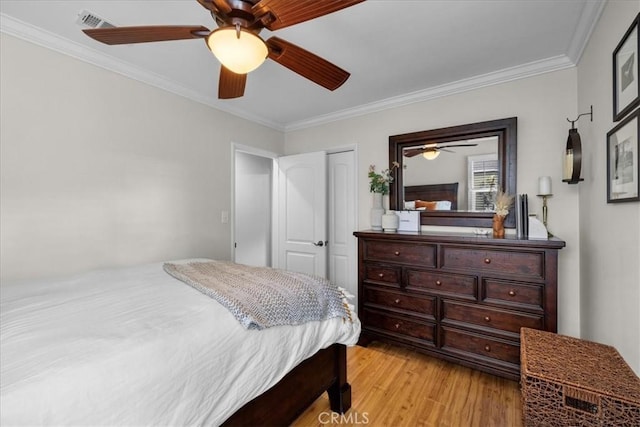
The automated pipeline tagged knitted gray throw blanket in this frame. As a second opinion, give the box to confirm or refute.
[163,261,352,330]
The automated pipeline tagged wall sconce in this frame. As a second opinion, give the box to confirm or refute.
[563,106,593,184]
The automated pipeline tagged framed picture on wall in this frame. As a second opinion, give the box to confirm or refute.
[607,108,639,203]
[613,13,639,122]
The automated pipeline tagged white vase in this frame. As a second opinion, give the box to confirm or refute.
[370,193,384,231]
[382,210,399,232]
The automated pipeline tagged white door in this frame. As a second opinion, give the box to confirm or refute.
[328,150,358,309]
[276,151,327,277]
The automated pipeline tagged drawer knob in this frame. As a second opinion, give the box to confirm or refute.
[378,273,384,278]
[484,316,491,322]
[394,323,401,329]
[484,345,491,352]
[394,298,400,304]
[394,251,400,256]
[484,258,491,264]
[508,290,516,296]
[435,280,442,286]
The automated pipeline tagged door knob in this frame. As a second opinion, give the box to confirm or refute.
[313,240,327,247]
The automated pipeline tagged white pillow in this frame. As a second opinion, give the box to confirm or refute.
[404,201,416,210]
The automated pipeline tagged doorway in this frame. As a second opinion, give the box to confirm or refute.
[232,145,358,305]
[233,148,275,267]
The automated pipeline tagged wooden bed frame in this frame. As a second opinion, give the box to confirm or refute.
[404,182,459,210]
[222,344,350,426]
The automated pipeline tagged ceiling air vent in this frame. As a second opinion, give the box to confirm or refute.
[76,10,115,29]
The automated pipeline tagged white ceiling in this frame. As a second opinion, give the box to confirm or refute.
[0,0,605,131]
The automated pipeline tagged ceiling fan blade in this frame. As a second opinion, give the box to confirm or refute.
[438,143,478,148]
[254,0,365,30]
[218,66,246,99]
[83,26,209,45]
[404,148,426,158]
[196,0,232,14]
[266,37,349,91]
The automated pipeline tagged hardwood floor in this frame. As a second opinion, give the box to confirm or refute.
[292,342,523,427]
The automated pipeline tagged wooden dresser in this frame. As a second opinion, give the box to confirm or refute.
[353,230,565,380]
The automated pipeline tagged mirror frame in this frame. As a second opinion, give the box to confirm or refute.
[389,117,517,228]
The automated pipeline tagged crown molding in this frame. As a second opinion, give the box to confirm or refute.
[0,13,285,132]
[285,54,575,132]
[286,0,605,131]
[566,0,607,64]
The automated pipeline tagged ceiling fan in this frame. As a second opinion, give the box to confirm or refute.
[82,0,365,99]
[404,142,479,160]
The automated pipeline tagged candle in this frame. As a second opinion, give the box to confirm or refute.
[538,176,552,195]
[564,149,573,180]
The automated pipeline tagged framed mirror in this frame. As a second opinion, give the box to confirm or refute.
[389,117,517,228]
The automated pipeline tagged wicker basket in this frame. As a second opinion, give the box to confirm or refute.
[520,327,640,426]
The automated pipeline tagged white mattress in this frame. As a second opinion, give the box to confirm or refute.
[0,260,361,426]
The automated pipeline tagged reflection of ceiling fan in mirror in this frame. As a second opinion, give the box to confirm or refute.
[81,0,365,99]
[404,142,479,160]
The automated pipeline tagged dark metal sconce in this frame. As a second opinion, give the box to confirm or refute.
[563,105,593,184]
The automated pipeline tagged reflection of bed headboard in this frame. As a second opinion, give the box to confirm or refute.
[404,183,459,210]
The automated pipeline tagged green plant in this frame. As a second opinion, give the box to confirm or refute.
[368,162,399,194]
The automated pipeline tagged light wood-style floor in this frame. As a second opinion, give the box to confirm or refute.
[292,342,523,427]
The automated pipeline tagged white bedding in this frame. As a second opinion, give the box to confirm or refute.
[0,260,361,426]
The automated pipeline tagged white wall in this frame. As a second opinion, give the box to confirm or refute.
[0,34,284,281]
[285,69,582,338]
[577,0,640,373]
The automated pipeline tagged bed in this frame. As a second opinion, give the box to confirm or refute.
[403,182,459,210]
[0,259,361,426]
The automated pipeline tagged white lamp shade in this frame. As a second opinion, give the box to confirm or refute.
[207,27,268,74]
[422,150,440,160]
[538,176,552,195]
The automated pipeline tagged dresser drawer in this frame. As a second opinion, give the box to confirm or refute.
[364,308,435,344]
[363,286,435,318]
[364,263,401,285]
[407,269,477,300]
[365,240,436,266]
[441,246,544,279]
[482,279,543,311]
[441,326,520,366]
[442,300,544,335]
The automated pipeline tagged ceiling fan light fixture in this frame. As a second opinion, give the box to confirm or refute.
[207,27,267,74]
[422,150,440,160]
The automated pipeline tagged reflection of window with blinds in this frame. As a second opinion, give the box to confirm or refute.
[468,154,498,211]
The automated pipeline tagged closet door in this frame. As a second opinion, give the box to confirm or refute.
[328,150,358,309]
[276,151,327,277]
